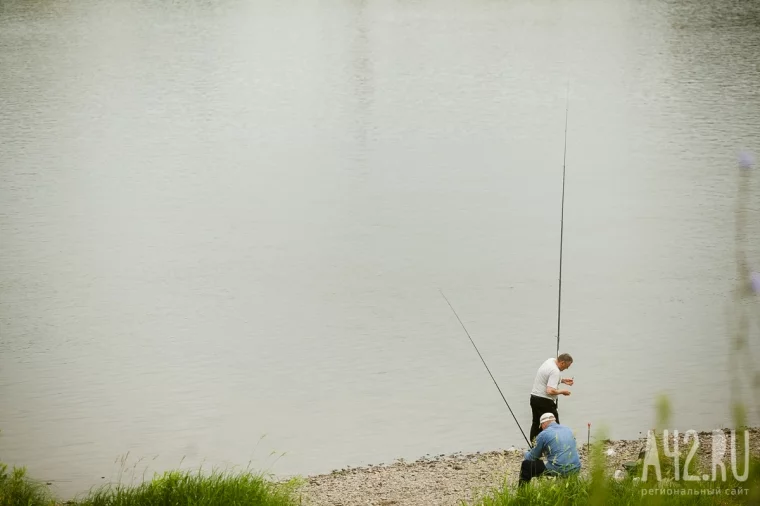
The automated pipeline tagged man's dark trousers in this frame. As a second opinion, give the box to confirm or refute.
[519,459,547,486]
[529,395,559,442]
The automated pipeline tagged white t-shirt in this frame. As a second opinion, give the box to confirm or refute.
[531,357,561,401]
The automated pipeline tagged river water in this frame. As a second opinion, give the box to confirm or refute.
[1,0,760,499]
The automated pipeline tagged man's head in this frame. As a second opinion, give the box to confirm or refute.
[539,412,556,429]
[556,353,573,371]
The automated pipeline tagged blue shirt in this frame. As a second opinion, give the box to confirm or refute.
[523,422,581,475]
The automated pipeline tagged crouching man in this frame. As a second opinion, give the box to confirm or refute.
[519,413,581,486]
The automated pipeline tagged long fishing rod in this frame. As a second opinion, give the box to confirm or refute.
[556,83,570,358]
[555,85,570,412]
[440,290,532,448]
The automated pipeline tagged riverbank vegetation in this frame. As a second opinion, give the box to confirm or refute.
[0,465,303,506]
[0,463,56,506]
[477,468,760,506]
[76,469,302,506]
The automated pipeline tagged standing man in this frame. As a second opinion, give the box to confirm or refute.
[529,353,573,442]
[519,412,581,486]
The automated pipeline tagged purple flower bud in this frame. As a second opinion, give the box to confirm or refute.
[751,272,760,293]
[739,151,755,170]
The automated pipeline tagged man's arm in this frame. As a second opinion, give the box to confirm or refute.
[524,434,545,461]
[545,370,570,396]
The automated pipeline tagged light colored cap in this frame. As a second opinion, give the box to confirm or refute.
[540,413,556,424]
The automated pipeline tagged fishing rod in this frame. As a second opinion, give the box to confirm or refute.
[556,83,569,358]
[555,84,570,412]
[440,290,532,448]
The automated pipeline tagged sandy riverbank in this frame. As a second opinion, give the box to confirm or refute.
[297,429,760,506]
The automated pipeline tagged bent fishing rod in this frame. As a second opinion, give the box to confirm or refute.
[440,290,532,448]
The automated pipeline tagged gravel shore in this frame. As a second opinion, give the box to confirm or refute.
[298,429,760,506]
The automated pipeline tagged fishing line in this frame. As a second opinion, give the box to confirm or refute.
[440,290,532,448]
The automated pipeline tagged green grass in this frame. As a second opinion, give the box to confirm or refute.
[473,469,760,506]
[0,465,301,506]
[0,463,56,506]
[75,469,301,506]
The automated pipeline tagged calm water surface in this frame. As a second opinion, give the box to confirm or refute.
[1,0,760,498]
